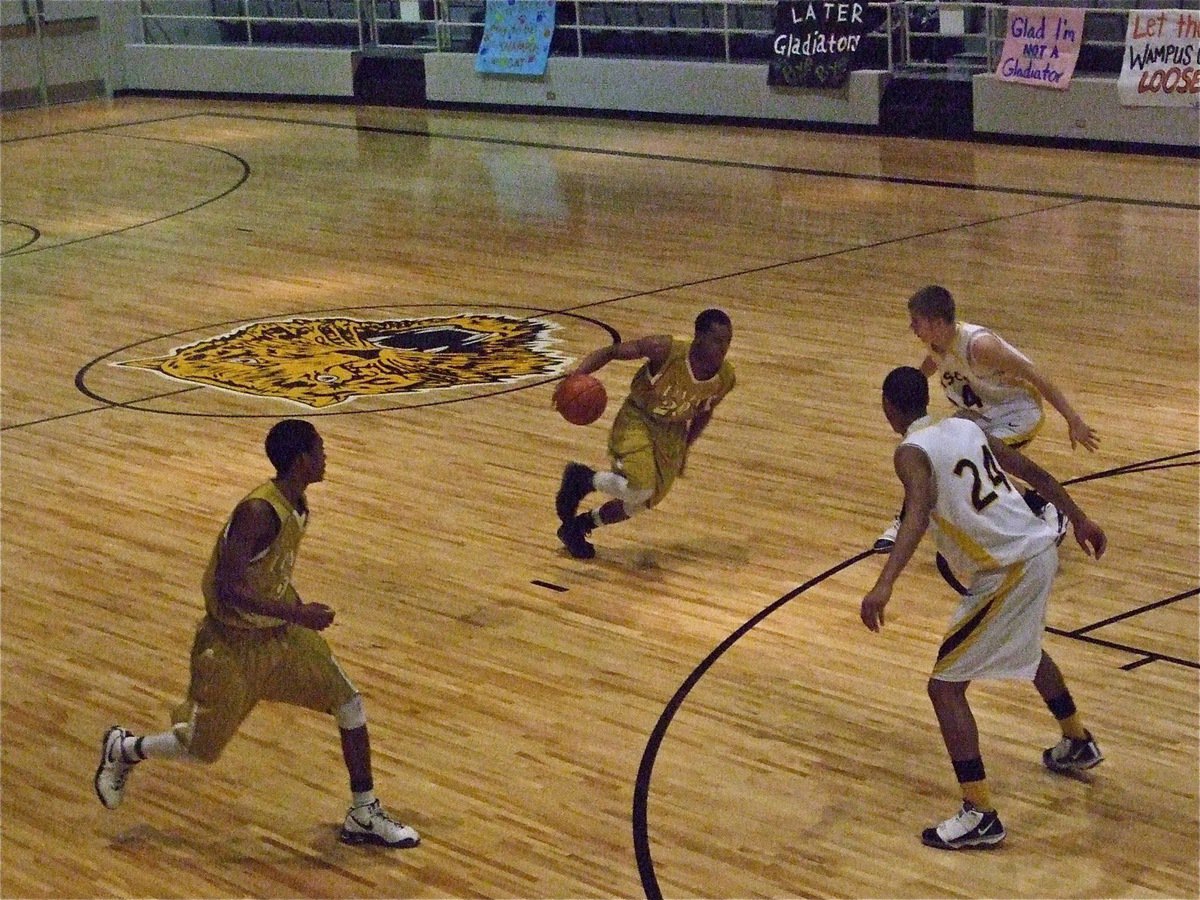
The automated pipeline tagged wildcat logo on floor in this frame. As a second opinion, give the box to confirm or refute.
[118,314,568,408]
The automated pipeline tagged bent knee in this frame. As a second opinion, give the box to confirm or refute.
[173,722,223,764]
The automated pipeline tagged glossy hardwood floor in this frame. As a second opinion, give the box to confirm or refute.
[1,96,1197,898]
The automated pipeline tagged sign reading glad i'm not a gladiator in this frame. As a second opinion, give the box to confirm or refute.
[769,1,872,89]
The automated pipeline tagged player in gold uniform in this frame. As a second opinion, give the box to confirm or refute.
[862,367,1106,850]
[93,420,419,848]
[555,309,735,559]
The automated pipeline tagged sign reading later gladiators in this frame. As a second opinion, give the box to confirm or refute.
[769,1,873,89]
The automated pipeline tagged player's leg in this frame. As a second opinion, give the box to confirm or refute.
[95,619,251,810]
[557,407,668,558]
[990,407,1068,544]
[1034,650,1103,772]
[921,676,1005,850]
[920,557,1050,850]
[262,627,419,848]
[555,461,596,524]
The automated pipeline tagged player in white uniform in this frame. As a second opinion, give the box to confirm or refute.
[875,285,1099,553]
[861,366,1107,850]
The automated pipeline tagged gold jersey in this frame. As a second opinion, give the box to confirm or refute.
[627,338,735,424]
[201,480,306,629]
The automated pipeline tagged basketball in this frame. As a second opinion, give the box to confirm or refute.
[554,373,607,426]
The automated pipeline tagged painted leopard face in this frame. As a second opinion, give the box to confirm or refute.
[118,314,568,408]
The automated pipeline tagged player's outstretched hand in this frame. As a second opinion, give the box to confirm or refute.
[1073,517,1107,559]
[296,601,336,631]
[860,585,891,633]
[1069,418,1100,452]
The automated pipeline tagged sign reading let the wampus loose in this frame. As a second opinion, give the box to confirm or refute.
[995,7,1085,90]
[769,1,874,89]
[1118,8,1200,107]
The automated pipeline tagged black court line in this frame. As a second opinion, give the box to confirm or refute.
[1070,587,1200,636]
[4,130,251,256]
[531,580,569,593]
[0,220,41,254]
[556,199,1088,317]
[0,386,204,433]
[632,454,1199,899]
[633,548,876,900]
[1044,625,1199,669]
[1120,656,1157,672]
[1063,449,1200,485]
[0,111,204,144]
[205,111,1200,212]
[6,109,1195,211]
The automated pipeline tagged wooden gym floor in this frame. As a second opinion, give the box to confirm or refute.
[1,96,1197,898]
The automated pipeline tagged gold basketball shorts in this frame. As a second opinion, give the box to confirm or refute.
[608,402,689,508]
[171,616,357,762]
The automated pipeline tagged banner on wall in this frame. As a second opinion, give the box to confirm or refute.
[1118,8,1200,106]
[768,1,874,89]
[475,0,556,76]
[994,7,1085,90]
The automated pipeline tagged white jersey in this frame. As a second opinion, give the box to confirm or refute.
[902,416,1056,578]
[933,323,1043,441]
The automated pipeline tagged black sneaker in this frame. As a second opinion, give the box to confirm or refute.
[557,514,595,559]
[873,515,901,552]
[555,463,596,524]
[1043,731,1104,773]
[921,801,1006,850]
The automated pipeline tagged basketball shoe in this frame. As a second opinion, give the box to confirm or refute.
[921,801,1006,850]
[557,512,596,559]
[94,725,138,809]
[1043,731,1104,773]
[340,800,420,848]
[873,515,901,552]
[555,463,595,524]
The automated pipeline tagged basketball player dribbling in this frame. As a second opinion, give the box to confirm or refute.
[554,309,735,560]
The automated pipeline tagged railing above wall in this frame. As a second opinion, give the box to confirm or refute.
[133,0,1199,75]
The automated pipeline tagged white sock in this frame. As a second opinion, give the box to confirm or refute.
[125,730,188,761]
[593,471,628,496]
[352,789,377,809]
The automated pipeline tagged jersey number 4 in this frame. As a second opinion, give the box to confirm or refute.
[954,445,1011,512]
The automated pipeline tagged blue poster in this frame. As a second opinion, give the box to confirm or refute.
[475,0,556,75]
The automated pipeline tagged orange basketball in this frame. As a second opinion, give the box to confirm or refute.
[554,373,607,426]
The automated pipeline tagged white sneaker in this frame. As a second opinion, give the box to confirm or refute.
[94,725,137,809]
[1041,501,1068,546]
[873,516,901,552]
[921,801,1005,850]
[340,800,420,848]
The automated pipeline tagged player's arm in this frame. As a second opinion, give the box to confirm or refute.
[216,499,335,630]
[683,371,733,468]
[571,335,672,377]
[987,436,1107,559]
[861,445,934,632]
[970,333,1099,451]
[686,407,715,447]
[918,354,938,377]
